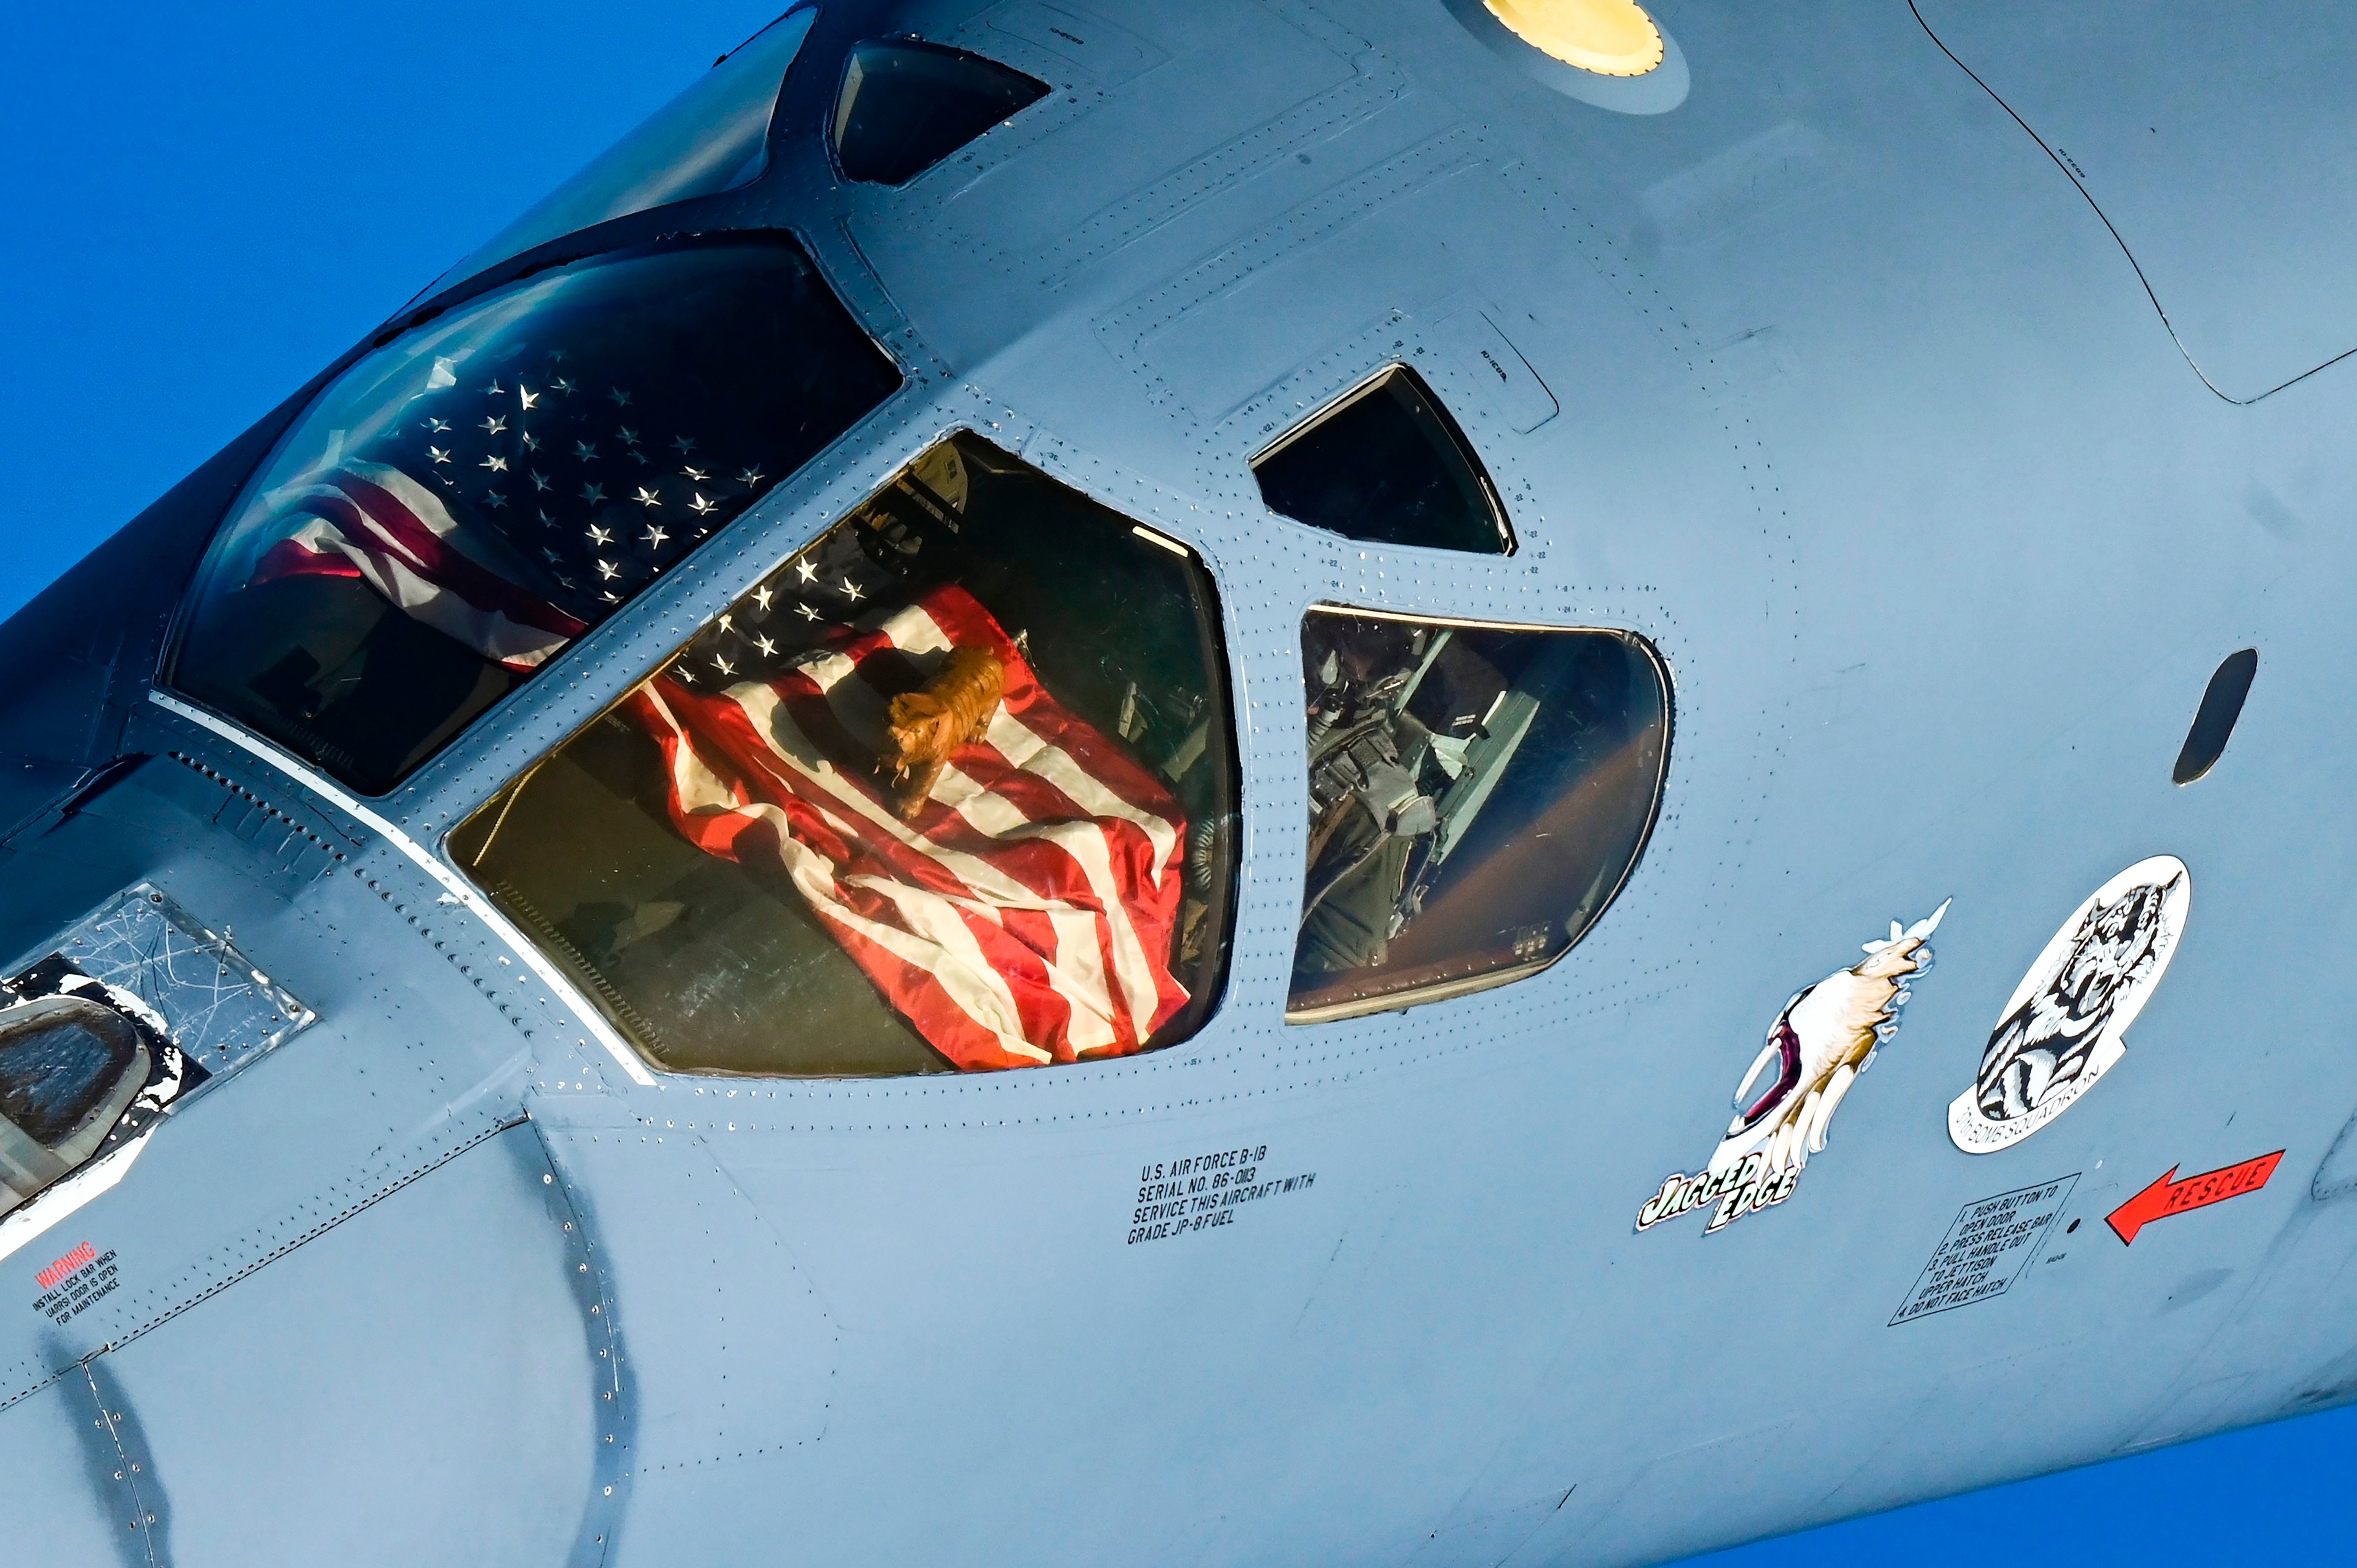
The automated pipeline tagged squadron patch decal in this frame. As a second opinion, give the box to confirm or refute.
[1949,856,2189,1155]
[1638,902,1947,1235]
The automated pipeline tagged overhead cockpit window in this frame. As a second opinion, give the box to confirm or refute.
[437,5,819,288]
[1254,367,1513,555]
[450,433,1239,1078]
[831,39,1050,185]
[169,235,902,795]
[1290,607,1668,1021]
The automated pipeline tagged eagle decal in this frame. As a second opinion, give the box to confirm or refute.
[1639,901,1947,1235]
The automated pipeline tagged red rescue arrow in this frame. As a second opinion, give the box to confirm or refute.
[2107,1150,2284,1245]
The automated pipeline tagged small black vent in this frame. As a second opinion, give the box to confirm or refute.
[1253,366,1512,555]
[2173,647,2258,785]
[832,39,1049,186]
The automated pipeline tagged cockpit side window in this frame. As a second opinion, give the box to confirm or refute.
[1291,606,1667,1021]
[1253,366,1514,555]
[831,40,1050,185]
[436,5,820,288]
[449,433,1239,1078]
[167,234,903,795]
[0,885,309,1222]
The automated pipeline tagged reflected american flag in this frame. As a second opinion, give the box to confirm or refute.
[249,348,774,666]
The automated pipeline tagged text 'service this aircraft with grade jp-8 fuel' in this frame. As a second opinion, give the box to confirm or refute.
[2,1,2353,1563]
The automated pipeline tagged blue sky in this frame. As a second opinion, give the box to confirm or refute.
[3,4,2353,1561]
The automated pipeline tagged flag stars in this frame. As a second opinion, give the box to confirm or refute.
[422,418,451,433]
[587,523,615,546]
[553,376,577,396]
[597,559,622,581]
[480,454,509,472]
[480,415,508,435]
[633,486,662,508]
[753,634,777,657]
[752,585,774,611]
[643,524,670,548]
[712,654,735,676]
[485,491,509,509]
[617,425,640,447]
[428,446,453,465]
[682,465,709,482]
[672,435,696,454]
[521,432,541,452]
[608,388,633,407]
[794,557,817,584]
[739,466,765,488]
[841,578,866,602]
[483,379,506,396]
[530,471,552,492]
[518,387,541,411]
[574,441,599,462]
[689,493,718,517]
[581,483,607,505]
[796,602,819,621]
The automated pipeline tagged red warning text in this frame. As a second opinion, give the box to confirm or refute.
[2108,1151,2285,1246]
[35,1241,96,1293]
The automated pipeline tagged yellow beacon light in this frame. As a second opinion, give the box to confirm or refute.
[1482,0,1665,77]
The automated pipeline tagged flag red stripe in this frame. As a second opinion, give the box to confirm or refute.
[326,471,587,639]
[629,683,1067,1067]
[251,538,365,586]
[626,584,1188,1070]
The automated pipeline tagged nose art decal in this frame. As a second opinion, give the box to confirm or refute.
[1638,901,1948,1235]
[1949,857,2189,1154]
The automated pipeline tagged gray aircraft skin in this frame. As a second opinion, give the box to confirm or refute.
[2,1,2353,1563]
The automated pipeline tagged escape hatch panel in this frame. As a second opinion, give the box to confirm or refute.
[1917,0,2357,399]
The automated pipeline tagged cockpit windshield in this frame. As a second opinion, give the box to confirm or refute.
[450,433,1239,1078]
[168,234,902,793]
[1291,607,1668,1020]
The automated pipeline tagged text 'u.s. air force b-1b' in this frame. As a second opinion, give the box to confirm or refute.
[5,0,2357,1562]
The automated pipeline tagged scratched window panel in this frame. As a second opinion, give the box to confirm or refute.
[42,885,315,1075]
[0,884,314,1218]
